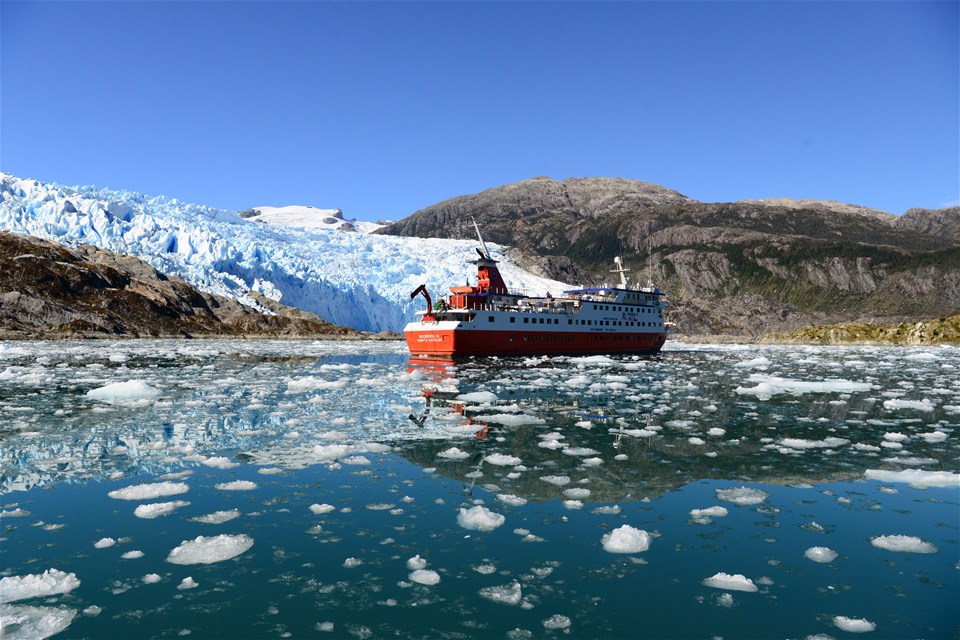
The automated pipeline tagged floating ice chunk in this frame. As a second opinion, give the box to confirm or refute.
[343,557,363,568]
[121,550,144,559]
[864,469,959,487]
[190,509,240,524]
[0,508,29,518]
[734,357,770,369]
[166,534,254,565]
[542,614,571,630]
[177,577,198,590]
[312,444,351,461]
[853,443,881,452]
[214,480,257,491]
[601,525,651,553]
[342,455,370,466]
[688,437,705,445]
[581,457,604,467]
[563,500,583,510]
[201,456,239,469]
[707,428,726,436]
[497,494,528,507]
[479,581,522,606]
[918,431,948,443]
[735,375,871,400]
[563,488,591,499]
[408,569,440,585]
[592,505,622,515]
[0,569,81,603]
[482,414,544,426]
[406,555,427,570]
[93,537,116,549]
[134,501,190,519]
[484,454,522,466]
[309,504,335,515]
[882,432,909,442]
[86,380,162,403]
[141,573,161,584]
[108,481,189,500]
[883,398,934,412]
[804,547,838,563]
[701,572,758,592]
[456,505,505,531]
[690,506,728,524]
[870,535,938,553]
[715,487,769,505]
[456,391,498,403]
[0,604,77,639]
[540,475,571,486]
[779,437,849,449]
[562,447,599,457]
[437,447,471,460]
[832,616,876,633]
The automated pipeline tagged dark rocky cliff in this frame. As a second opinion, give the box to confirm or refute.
[0,232,368,339]
[378,177,960,336]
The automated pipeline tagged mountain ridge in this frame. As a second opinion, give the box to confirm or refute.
[378,176,960,336]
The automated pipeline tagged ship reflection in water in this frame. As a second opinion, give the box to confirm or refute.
[1,340,957,639]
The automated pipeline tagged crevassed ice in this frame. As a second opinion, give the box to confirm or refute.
[0,174,569,333]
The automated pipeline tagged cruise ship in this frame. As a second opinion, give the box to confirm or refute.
[404,223,669,356]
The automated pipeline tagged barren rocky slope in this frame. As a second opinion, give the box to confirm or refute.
[378,177,960,336]
[0,232,371,339]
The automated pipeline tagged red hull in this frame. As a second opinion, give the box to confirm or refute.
[405,328,666,356]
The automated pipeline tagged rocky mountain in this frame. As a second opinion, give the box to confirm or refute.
[378,177,960,336]
[0,232,372,339]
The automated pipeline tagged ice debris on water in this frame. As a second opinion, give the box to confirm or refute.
[214,480,257,491]
[804,547,838,563]
[408,569,440,585]
[166,534,254,565]
[437,447,471,460]
[93,537,116,549]
[484,453,522,466]
[86,380,162,403]
[833,616,876,633]
[601,525,651,553]
[108,482,189,500]
[702,573,758,592]
[870,535,938,554]
[456,505,505,531]
[177,577,199,590]
[542,614,571,630]
[190,510,241,524]
[864,469,959,487]
[134,501,190,519]
[479,581,523,606]
[690,506,728,524]
[309,504,335,515]
[0,604,77,639]
[0,569,81,603]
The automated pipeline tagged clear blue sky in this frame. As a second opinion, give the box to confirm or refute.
[2,1,957,220]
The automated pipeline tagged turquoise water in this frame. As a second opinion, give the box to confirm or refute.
[1,340,957,639]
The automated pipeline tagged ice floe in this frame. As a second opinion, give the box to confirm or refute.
[479,582,523,606]
[601,525,651,553]
[437,447,471,460]
[870,535,938,554]
[214,480,258,491]
[191,509,241,524]
[701,572,758,592]
[166,534,254,565]
[93,537,116,549]
[177,577,198,590]
[456,505,505,531]
[735,375,871,400]
[484,453,522,466]
[804,547,838,563]
[86,380,162,403]
[0,604,77,639]
[108,481,189,500]
[832,616,876,633]
[134,500,190,519]
[0,569,80,603]
[408,569,440,585]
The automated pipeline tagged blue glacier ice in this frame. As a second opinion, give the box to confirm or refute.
[0,173,569,332]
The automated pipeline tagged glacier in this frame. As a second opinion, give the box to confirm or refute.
[0,173,569,332]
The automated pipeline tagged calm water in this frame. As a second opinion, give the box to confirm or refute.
[1,340,957,639]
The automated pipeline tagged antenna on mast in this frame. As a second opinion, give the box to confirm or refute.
[472,217,491,260]
[611,256,630,288]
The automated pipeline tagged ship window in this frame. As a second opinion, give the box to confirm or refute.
[568,319,572,325]
[554,319,559,324]
[523,317,528,323]
[510,317,515,323]
[488,316,495,322]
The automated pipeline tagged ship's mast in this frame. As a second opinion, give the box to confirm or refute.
[611,256,630,288]
[472,217,492,260]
